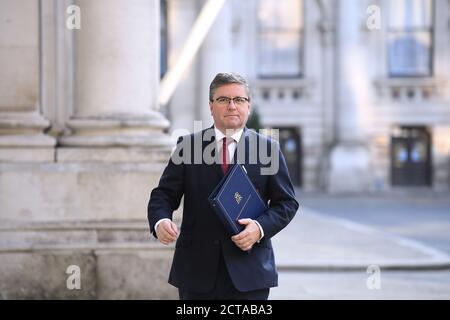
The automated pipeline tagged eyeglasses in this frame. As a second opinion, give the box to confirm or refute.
[211,96,249,106]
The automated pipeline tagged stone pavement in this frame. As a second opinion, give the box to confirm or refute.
[272,204,450,272]
[268,193,450,299]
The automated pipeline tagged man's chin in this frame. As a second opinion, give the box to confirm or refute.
[225,118,241,124]
[224,124,243,130]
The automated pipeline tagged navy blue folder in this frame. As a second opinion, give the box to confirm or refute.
[208,164,268,235]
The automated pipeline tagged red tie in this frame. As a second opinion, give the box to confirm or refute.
[221,137,231,174]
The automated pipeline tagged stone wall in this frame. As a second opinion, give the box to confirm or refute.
[0,0,177,299]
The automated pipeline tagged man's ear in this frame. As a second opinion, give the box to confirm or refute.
[209,102,213,115]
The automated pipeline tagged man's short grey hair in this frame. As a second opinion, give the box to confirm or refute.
[209,72,251,102]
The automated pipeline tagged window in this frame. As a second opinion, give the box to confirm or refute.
[160,0,168,79]
[257,0,304,78]
[388,0,434,77]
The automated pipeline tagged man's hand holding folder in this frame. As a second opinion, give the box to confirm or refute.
[231,218,261,251]
[208,164,268,251]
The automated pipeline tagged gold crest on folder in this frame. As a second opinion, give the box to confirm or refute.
[234,192,242,204]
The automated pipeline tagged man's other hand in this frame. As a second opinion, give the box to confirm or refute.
[156,220,179,245]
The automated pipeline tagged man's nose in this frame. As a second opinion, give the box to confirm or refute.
[227,100,237,110]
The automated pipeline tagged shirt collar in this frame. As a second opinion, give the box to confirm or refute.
[214,126,244,143]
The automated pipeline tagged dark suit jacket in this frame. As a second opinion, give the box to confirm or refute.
[148,126,299,293]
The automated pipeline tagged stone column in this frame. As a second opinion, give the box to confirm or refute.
[0,0,177,299]
[0,0,56,162]
[317,0,336,146]
[316,0,337,190]
[433,126,450,192]
[199,0,233,128]
[58,0,172,161]
[328,0,372,192]
[166,0,199,133]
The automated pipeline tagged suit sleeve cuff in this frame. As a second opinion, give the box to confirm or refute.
[253,220,264,242]
[154,218,171,232]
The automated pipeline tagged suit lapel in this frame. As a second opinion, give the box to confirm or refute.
[232,127,249,165]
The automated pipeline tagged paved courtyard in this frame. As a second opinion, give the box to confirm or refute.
[269,192,450,300]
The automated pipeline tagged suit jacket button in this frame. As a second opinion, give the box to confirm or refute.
[213,240,220,245]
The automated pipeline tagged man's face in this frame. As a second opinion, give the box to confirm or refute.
[209,84,251,133]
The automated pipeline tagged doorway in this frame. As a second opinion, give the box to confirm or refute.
[279,127,302,187]
[391,127,432,186]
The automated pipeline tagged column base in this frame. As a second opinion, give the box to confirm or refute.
[328,142,372,193]
[0,221,177,299]
[56,147,171,163]
[0,159,178,299]
[59,113,173,149]
[0,113,56,162]
[0,147,55,162]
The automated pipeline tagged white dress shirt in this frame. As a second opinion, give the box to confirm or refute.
[214,126,243,164]
[155,126,264,242]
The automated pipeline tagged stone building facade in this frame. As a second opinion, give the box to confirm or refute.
[0,0,449,299]
[163,0,450,193]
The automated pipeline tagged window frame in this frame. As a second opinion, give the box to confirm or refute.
[387,0,435,78]
[256,0,305,79]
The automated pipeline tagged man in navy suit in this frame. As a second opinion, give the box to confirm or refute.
[148,73,299,300]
